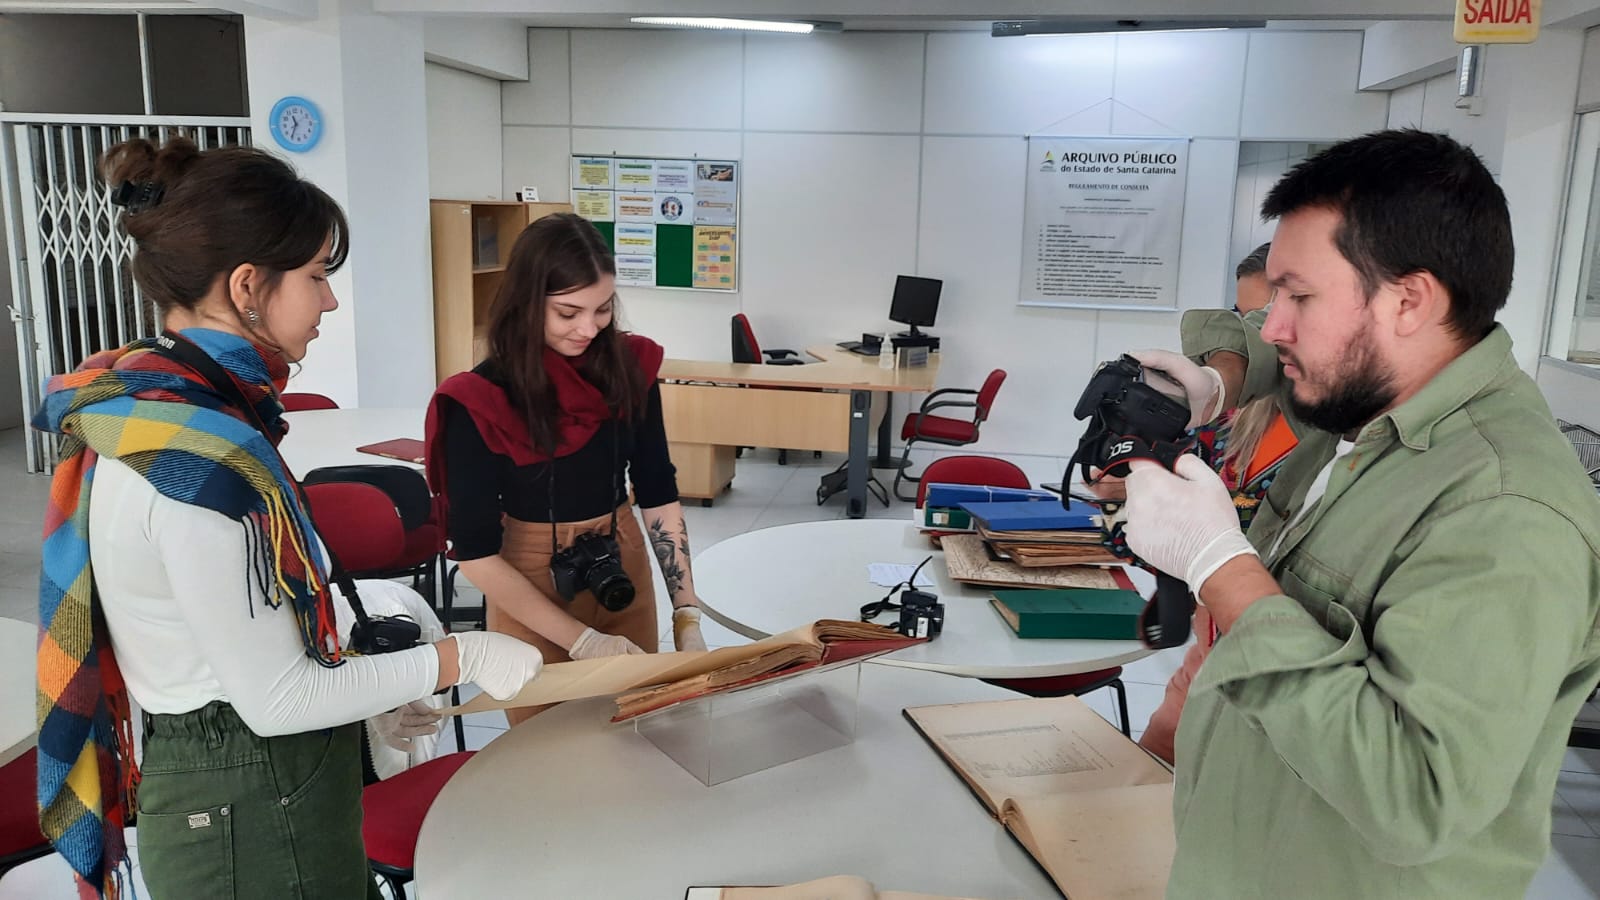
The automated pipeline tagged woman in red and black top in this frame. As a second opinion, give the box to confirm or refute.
[425,213,707,725]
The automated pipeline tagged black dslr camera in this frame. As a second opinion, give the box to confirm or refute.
[551,532,636,611]
[1067,354,1203,650]
[898,589,945,640]
[1069,354,1193,482]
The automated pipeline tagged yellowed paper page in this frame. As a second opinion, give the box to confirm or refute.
[904,696,1171,814]
[448,622,827,714]
[1001,782,1175,900]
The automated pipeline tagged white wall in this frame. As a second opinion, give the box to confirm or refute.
[501,27,1388,458]
[245,0,435,408]
[423,17,527,80]
[1229,142,1325,286]
[426,63,503,200]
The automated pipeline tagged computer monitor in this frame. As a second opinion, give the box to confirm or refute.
[889,275,942,336]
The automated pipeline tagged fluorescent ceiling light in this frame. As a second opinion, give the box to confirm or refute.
[993,19,1266,37]
[631,16,822,34]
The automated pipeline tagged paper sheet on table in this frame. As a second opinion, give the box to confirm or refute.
[867,563,935,589]
[445,622,822,715]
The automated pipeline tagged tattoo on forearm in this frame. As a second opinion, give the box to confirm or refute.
[648,517,688,597]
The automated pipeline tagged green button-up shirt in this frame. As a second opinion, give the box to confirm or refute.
[1169,314,1600,899]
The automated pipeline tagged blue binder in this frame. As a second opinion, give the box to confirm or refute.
[959,499,1099,531]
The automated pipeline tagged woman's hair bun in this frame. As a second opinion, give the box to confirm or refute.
[99,136,202,202]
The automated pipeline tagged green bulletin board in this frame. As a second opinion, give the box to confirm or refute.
[570,155,739,292]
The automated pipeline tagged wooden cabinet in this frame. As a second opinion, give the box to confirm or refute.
[429,199,572,383]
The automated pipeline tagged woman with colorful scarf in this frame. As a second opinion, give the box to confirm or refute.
[34,137,544,899]
[426,212,708,727]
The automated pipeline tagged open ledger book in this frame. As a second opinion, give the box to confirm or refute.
[449,620,919,722]
[903,696,1175,900]
[685,875,982,899]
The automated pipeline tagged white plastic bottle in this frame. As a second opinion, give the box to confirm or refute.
[878,332,895,369]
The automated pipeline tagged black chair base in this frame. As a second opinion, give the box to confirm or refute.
[371,862,412,900]
[816,463,890,508]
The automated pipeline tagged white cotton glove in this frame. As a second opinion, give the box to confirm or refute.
[1123,455,1258,596]
[569,627,647,661]
[1128,349,1226,429]
[672,607,708,652]
[372,699,445,752]
[452,631,544,701]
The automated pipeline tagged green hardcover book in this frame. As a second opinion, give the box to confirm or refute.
[923,506,972,530]
[989,588,1145,639]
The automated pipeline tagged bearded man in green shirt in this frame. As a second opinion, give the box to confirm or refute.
[1119,129,1600,898]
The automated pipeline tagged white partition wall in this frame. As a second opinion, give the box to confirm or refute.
[501,27,1390,457]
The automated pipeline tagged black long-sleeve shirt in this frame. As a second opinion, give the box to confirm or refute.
[441,372,678,561]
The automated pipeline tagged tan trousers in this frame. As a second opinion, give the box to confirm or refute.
[490,506,659,726]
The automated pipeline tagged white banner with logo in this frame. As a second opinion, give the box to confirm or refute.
[1019,136,1189,311]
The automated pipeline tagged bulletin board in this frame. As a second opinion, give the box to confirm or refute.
[570,155,740,292]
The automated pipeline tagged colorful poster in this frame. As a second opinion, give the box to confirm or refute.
[693,161,738,226]
[1019,136,1189,311]
[572,157,614,190]
[616,254,656,287]
[615,222,657,255]
[655,193,693,225]
[574,190,614,222]
[655,160,692,192]
[615,159,656,191]
[693,227,737,290]
[616,193,656,222]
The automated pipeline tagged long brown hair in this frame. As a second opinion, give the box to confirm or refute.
[100,136,349,319]
[485,212,643,452]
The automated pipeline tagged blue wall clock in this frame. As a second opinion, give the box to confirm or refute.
[269,96,323,153]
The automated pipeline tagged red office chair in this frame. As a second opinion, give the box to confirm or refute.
[918,455,1132,736]
[281,392,340,412]
[893,369,1007,501]
[730,313,819,466]
[731,314,803,366]
[306,480,467,753]
[0,749,52,876]
[303,466,448,611]
[303,481,407,572]
[363,750,477,900]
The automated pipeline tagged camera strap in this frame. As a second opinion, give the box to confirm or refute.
[544,419,623,560]
[147,331,388,643]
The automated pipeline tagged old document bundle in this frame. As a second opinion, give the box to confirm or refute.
[450,620,919,722]
[904,695,1175,899]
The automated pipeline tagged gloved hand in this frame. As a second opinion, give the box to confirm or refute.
[373,699,445,752]
[1129,349,1226,429]
[1123,455,1258,596]
[672,607,708,652]
[569,627,647,661]
[452,631,544,701]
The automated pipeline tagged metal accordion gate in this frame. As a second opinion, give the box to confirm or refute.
[0,115,250,471]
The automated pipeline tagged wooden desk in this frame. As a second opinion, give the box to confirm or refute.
[660,347,939,518]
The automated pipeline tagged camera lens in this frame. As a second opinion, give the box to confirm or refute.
[590,568,635,611]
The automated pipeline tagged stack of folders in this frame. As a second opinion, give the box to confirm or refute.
[959,498,1119,567]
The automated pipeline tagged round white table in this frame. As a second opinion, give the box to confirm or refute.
[694,519,1153,679]
[1,617,37,767]
[414,664,1061,898]
[278,407,425,476]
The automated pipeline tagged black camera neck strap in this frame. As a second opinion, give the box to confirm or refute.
[544,420,622,559]
[148,330,380,638]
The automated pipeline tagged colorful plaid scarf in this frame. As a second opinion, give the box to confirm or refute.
[32,328,343,899]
